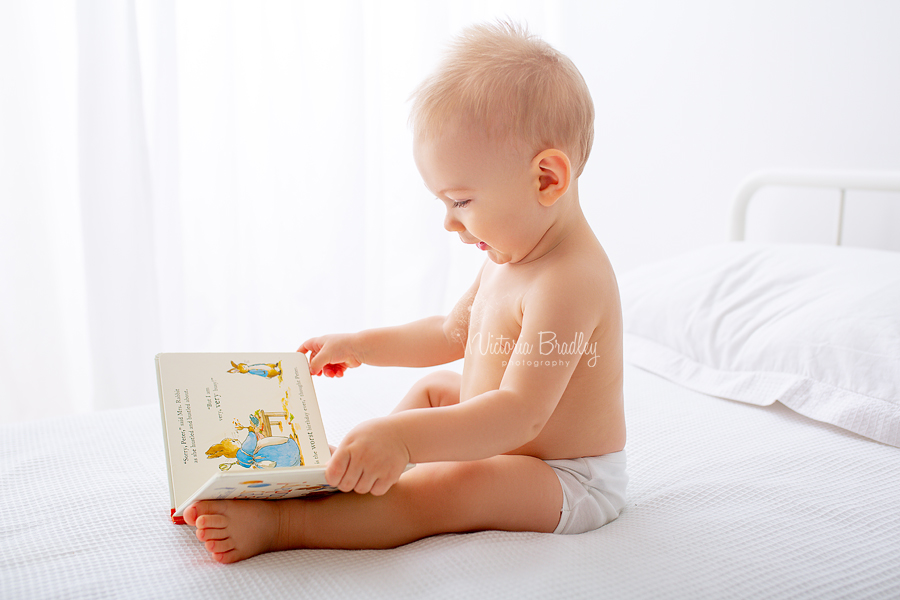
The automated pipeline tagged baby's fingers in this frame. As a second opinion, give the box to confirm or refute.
[307,349,332,377]
[322,364,347,378]
[325,449,351,489]
[368,478,394,497]
[352,468,389,495]
[297,337,320,355]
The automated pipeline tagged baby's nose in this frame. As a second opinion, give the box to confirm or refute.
[443,210,463,233]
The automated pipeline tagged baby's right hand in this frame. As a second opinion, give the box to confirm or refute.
[298,334,362,377]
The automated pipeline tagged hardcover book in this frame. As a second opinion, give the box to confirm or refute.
[156,352,334,524]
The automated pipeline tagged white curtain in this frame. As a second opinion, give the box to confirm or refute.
[4,1,899,423]
[0,0,568,422]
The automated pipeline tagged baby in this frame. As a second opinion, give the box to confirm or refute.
[184,21,627,563]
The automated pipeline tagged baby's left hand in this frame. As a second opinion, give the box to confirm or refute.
[325,417,410,496]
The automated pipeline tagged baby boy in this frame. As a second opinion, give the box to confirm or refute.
[184,21,627,563]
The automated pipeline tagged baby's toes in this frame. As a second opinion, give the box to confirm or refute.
[205,537,236,555]
[196,522,228,542]
[182,504,200,526]
[195,513,229,532]
[191,499,230,517]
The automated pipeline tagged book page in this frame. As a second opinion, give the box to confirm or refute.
[157,353,331,512]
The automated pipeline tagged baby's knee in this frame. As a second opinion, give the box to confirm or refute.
[415,370,461,407]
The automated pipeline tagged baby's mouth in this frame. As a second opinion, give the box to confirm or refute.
[476,241,488,251]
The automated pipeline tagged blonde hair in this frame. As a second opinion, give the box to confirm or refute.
[410,21,595,177]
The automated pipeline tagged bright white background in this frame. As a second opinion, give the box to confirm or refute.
[2,0,899,423]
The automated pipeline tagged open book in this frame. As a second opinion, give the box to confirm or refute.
[156,352,334,524]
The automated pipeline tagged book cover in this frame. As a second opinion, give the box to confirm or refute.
[156,352,334,523]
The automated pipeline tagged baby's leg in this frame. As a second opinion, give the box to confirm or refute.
[390,369,461,413]
[184,454,563,562]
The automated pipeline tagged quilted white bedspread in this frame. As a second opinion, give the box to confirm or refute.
[2,365,899,599]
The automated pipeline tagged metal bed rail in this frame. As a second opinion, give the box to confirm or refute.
[730,169,900,244]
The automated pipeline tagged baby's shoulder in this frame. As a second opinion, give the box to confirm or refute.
[514,254,614,329]
[533,239,615,296]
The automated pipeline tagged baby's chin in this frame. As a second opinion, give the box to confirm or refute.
[470,239,516,264]
[484,248,515,265]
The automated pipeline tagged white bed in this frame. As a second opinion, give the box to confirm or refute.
[2,171,899,599]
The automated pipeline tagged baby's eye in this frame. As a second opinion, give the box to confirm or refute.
[452,199,471,208]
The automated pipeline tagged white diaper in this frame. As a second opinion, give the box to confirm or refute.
[547,451,628,535]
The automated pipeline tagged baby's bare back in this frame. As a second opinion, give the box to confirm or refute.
[454,228,625,460]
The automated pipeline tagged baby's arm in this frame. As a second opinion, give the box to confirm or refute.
[299,317,454,377]
[389,282,597,459]
[327,271,604,494]
[299,264,480,377]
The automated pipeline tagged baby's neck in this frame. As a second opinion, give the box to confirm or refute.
[518,184,590,264]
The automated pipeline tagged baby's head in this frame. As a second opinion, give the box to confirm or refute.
[410,21,594,178]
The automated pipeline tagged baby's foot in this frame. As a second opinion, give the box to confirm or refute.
[183,500,293,563]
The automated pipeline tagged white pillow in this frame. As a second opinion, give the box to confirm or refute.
[620,242,900,447]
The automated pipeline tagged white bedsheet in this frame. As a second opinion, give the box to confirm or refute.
[2,365,899,599]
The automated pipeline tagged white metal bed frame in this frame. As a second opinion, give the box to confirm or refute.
[730,169,900,244]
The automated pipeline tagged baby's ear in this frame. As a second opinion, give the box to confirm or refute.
[532,149,571,207]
